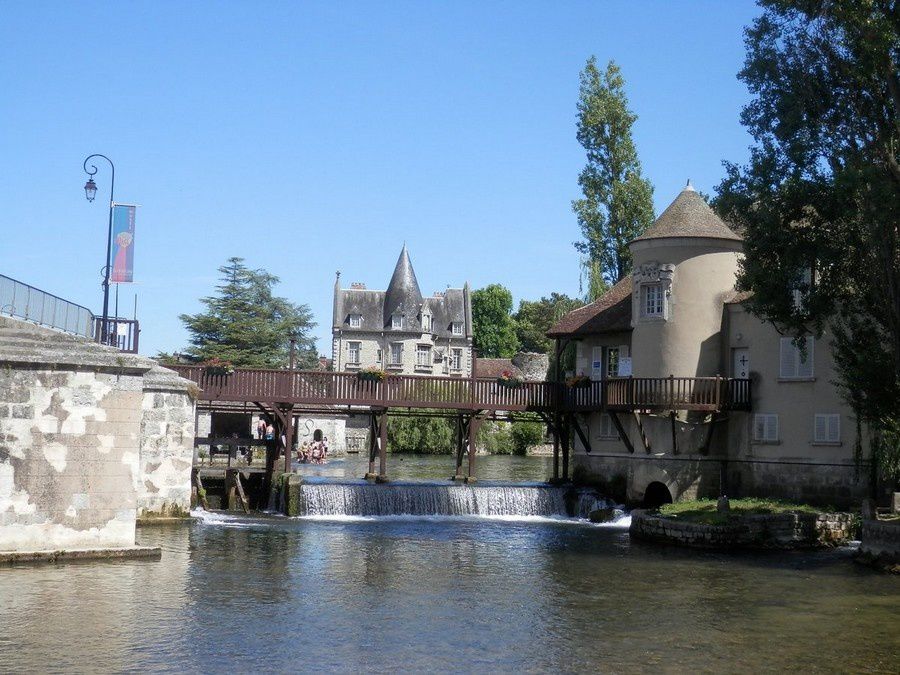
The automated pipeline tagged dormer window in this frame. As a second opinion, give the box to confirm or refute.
[392,314,404,330]
[349,314,362,328]
[422,313,432,332]
[451,321,463,336]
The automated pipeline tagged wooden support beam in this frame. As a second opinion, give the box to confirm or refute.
[608,412,634,454]
[366,412,379,479]
[670,411,678,455]
[699,413,721,455]
[466,413,481,482]
[552,413,560,481]
[561,414,570,481]
[378,410,388,479]
[453,414,466,480]
[633,412,651,453]
[234,470,250,513]
[572,415,591,454]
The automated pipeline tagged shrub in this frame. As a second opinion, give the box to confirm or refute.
[510,421,545,456]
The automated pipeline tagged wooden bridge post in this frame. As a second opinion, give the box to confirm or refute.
[466,414,481,483]
[365,412,378,480]
[561,414,570,481]
[377,410,388,481]
[452,414,466,481]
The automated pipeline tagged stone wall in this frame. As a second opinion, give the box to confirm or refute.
[139,366,196,517]
[0,316,195,553]
[856,519,900,572]
[629,510,856,549]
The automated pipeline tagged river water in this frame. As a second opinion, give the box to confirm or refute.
[1,456,897,673]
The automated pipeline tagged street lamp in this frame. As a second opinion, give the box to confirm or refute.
[82,154,115,345]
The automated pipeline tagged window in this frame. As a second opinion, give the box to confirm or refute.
[451,321,463,336]
[422,313,431,332]
[606,348,620,378]
[792,267,812,311]
[779,337,814,379]
[598,413,617,439]
[349,314,362,328]
[814,414,840,444]
[450,348,462,371]
[416,344,432,367]
[389,343,403,366]
[753,414,779,443]
[347,341,361,364]
[641,283,664,317]
[376,349,383,364]
[391,314,405,330]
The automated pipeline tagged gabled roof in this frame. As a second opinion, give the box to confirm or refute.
[632,183,741,243]
[546,277,633,337]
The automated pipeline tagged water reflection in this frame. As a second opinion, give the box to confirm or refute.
[0,517,896,672]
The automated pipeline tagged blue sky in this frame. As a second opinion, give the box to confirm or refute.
[0,1,761,357]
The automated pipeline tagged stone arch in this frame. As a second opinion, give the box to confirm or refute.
[313,429,323,442]
[642,481,673,508]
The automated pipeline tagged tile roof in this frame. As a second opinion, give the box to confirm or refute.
[546,277,633,337]
[723,289,753,304]
[633,184,742,243]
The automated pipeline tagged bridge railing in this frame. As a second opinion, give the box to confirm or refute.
[168,365,751,413]
[0,273,93,338]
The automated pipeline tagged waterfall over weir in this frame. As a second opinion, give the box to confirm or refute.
[290,481,610,518]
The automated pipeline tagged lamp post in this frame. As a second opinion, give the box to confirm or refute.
[83,154,115,345]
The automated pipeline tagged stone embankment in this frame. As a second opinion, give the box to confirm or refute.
[629,509,856,549]
[855,519,900,573]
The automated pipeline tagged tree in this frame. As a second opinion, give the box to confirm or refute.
[514,293,584,354]
[388,414,454,454]
[572,57,655,293]
[714,1,900,481]
[178,257,318,369]
[472,284,519,358]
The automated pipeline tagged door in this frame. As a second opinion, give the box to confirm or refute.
[732,348,750,378]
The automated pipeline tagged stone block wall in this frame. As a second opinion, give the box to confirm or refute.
[629,510,856,549]
[139,366,196,517]
[0,316,195,553]
[857,519,900,567]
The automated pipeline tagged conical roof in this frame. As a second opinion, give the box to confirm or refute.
[632,182,741,243]
[384,244,423,323]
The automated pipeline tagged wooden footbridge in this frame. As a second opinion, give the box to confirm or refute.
[170,365,751,485]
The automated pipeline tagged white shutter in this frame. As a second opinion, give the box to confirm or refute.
[753,415,767,441]
[767,415,779,442]
[754,414,778,442]
[780,338,797,377]
[798,340,814,377]
[814,414,828,443]
[815,414,840,443]
[828,414,840,442]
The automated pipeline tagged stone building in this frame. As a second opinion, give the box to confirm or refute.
[549,183,870,508]
[332,245,474,377]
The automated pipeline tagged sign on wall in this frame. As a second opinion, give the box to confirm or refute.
[618,357,633,377]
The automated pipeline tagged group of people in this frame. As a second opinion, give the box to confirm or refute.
[296,438,329,464]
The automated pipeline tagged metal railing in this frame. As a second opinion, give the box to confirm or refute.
[0,273,93,337]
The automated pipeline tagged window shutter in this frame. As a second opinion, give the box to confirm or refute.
[767,415,779,442]
[814,414,827,443]
[828,415,840,442]
[754,415,766,441]
[780,338,797,378]
[797,340,814,378]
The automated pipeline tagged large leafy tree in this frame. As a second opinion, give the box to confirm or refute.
[573,57,655,295]
[514,293,584,354]
[714,0,900,481]
[471,284,519,358]
[178,257,317,368]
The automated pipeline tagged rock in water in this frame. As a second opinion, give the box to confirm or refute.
[589,507,616,523]
[717,495,730,513]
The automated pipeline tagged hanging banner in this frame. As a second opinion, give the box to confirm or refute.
[109,204,136,283]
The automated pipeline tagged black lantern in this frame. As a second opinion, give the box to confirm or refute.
[84,177,98,202]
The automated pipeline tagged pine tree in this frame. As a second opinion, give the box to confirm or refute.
[573,58,655,294]
[179,257,317,369]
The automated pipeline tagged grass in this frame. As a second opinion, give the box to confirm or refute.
[657,497,829,525]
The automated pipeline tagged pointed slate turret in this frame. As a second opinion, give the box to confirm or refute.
[383,244,423,325]
[632,181,741,243]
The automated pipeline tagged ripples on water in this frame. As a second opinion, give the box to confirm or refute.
[0,456,897,673]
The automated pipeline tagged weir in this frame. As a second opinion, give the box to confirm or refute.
[280,480,613,518]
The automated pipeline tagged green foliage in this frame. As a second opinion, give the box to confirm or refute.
[715,1,900,480]
[388,414,454,454]
[659,498,829,525]
[510,421,545,456]
[513,293,584,354]
[477,421,514,455]
[472,284,519,358]
[178,257,317,369]
[572,57,655,286]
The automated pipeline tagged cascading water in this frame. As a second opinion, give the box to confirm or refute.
[290,481,615,519]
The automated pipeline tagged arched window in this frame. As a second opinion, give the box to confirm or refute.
[313,429,323,442]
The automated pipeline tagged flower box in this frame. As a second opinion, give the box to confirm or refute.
[358,367,386,383]
[566,375,592,389]
[497,370,523,389]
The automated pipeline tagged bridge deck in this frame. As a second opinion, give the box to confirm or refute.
[170,365,751,413]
